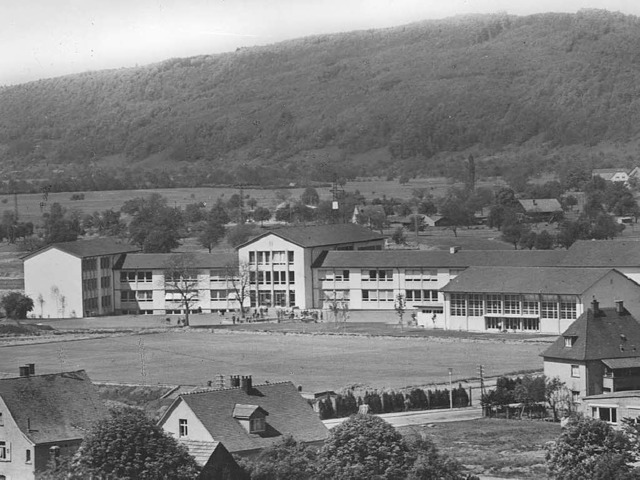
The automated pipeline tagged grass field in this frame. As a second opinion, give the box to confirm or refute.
[1,177,496,224]
[400,418,559,479]
[0,330,547,392]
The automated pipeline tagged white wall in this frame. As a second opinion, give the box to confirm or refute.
[582,270,640,320]
[160,400,214,443]
[0,396,36,480]
[24,249,82,319]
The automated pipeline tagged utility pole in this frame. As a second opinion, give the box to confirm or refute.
[330,175,344,224]
[239,185,245,224]
[448,368,453,409]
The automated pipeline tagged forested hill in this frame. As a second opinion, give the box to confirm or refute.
[2,9,640,190]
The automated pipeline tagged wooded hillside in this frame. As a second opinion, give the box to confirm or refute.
[1,9,640,191]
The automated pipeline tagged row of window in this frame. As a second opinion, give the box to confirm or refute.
[82,278,98,291]
[250,271,295,284]
[485,317,540,331]
[320,268,462,283]
[121,290,153,302]
[248,251,295,265]
[449,294,578,319]
[121,271,152,282]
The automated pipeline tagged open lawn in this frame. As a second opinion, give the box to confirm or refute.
[0,330,547,392]
[401,418,560,479]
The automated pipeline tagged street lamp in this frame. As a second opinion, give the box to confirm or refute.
[448,368,453,409]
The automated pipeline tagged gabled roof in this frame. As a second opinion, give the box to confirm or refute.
[22,238,139,260]
[0,370,107,444]
[237,224,384,250]
[179,440,221,466]
[560,240,640,267]
[542,307,640,361]
[440,266,619,294]
[119,252,237,270]
[315,249,567,269]
[518,199,562,213]
[161,381,328,454]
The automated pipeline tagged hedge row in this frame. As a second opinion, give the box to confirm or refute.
[317,385,470,420]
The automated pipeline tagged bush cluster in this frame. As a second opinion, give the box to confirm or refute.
[317,385,470,420]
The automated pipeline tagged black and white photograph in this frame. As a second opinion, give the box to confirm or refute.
[2,1,640,478]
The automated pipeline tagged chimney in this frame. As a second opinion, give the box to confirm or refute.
[19,366,30,377]
[616,300,625,315]
[591,298,600,315]
[241,375,252,394]
[449,246,460,254]
[229,375,240,388]
[27,363,35,375]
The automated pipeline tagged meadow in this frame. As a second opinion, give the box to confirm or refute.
[0,329,547,392]
[1,177,494,224]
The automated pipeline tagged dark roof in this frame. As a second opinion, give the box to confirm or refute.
[601,358,640,369]
[316,249,567,269]
[584,390,640,400]
[561,240,640,267]
[162,381,328,454]
[440,266,618,294]
[518,199,562,213]
[22,238,139,260]
[119,252,237,270]
[238,224,384,249]
[542,307,640,361]
[0,370,107,444]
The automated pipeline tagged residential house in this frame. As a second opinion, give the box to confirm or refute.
[114,252,238,315]
[23,239,139,318]
[0,367,107,480]
[440,267,640,334]
[351,205,386,230]
[542,300,640,425]
[181,440,246,480]
[581,391,640,426]
[314,249,567,327]
[158,376,329,458]
[593,168,630,183]
[560,239,640,284]
[517,199,563,222]
[237,224,385,310]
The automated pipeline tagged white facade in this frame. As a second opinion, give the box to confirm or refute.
[116,267,245,315]
[24,247,120,318]
[0,396,36,480]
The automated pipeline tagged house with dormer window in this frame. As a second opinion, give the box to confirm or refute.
[158,376,328,458]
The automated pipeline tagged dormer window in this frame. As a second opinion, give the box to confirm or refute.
[233,404,269,434]
[564,336,576,348]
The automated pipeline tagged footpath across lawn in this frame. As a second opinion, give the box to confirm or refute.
[400,418,560,479]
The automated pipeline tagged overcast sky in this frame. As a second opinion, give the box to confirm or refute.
[1,0,638,86]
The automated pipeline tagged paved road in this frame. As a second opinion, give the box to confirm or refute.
[323,406,483,429]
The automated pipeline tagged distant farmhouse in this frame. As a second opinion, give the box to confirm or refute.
[0,367,106,480]
[517,198,563,223]
[592,168,630,184]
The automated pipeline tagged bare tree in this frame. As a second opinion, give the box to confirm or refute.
[225,261,250,318]
[163,253,201,326]
[325,294,349,331]
[394,293,406,332]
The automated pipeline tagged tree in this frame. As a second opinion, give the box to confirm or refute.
[226,261,251,317]
[1,292,34,319]
[395,293,406,332]
[439,189,473,237]
[502,219,530,249]
[163,253,200,326]
[240,435,317,480]
[545,376,573,422]
[546,416,635,480]
[252,206,271,226]
[198,218,226,253]
[534,230,554,250]
[391,227,406,245]
[405,434,471,480]
[43,203,79,244]
[127,194,183,253]
[76,407,200,480]
[317,414,411,479]
[226,223,259,248]
[301,187,320,206]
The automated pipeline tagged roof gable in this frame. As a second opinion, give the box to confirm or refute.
[22,238,139,261]
[238,224,384,250]
[316,250,567,269]
[440,266,616,294]
[0,370,107,444]
[168,382,328,453]
[561,240,640,267]
[119,252,237,270]
[542,306,640,361]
